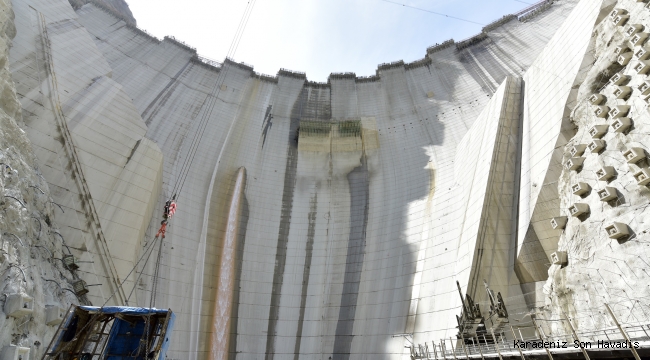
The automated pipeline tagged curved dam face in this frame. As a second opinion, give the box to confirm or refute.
[8,0,650,359]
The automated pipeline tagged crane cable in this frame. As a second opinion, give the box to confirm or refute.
[96,1,258,308]
[147,0,258,308]
[171,0,258,201]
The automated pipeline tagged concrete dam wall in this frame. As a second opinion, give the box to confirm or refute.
[3,0,650,359]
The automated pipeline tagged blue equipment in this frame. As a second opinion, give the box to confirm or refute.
[42,305,175,360]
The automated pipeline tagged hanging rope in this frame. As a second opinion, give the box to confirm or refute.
[170,0,258,201]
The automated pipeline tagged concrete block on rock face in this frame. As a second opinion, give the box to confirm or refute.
[638,81,650,95]
[611,117,632,133]
[610,9,628,19]
[565,157,585,171]
[4,294,33,317]
[45,305,66,326]
[634,168,650,185]
[569,203,589,217]
[570,144,587,157]
[625,24,644,37]
[609,73,628,85]
[597,166,616,181]
[631,33,649,47]
[613,86,631,99]
[593,106,609,118]
[623,147,646,163]
[62,254,79,270]
[550,216,568,230]
[589,124,608,138]
[614,45,630,56]
[588,139,606,153]
[635,47,650,60]
[550,251,568,266]
[72,279,89,296]
[618,52,633,65]
[613,14,630,26]
[589,94,605,105]
[634,60,650,74]
[1,345,30,360]
[609,8,627,20]
[608,105,629,118]
[605,222,629,239]
[571,182,591,196]
[597,186,618,202]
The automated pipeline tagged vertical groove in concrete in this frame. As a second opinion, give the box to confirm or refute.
[261,104,273,148]
[332,156,369,360]
[293,193,317,360]
[264,89,305,360]
[229,195,249,360]
[512,79,525,271]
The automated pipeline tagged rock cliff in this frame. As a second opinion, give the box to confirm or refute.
[0,0,77,356]
[68,0,136,25]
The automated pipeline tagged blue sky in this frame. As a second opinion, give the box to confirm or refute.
[127,0,534,81]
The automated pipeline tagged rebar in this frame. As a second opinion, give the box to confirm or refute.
[31,216,42,240]
[4,232,24,246]
[4,195,26,208]
[33,245,52,258]
[29,185,45,194]
[5,264,27,283]
[51,201,64,213]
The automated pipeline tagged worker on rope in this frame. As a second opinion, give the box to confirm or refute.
[164,197,177,219]
[155,195,177,239]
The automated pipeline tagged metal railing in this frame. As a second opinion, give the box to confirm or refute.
[412,321,650,359]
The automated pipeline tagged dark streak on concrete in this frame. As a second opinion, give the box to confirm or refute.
[459,49,496,94]
[229,193,249,360]
[124,139,140,166]
[142,60,192,125]
[293,192,317,360]
[264,89,306,360]
[261,105,274,148]
[332,156,369,360]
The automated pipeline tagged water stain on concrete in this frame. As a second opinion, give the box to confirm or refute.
[332,155,370,360]
[264,88,306,360]
[261,105,273,148]
[293,192,317,360]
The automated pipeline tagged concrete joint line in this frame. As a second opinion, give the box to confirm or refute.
[36,10,126,305]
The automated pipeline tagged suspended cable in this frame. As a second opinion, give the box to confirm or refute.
[379,0,485,26]
[132,0,259,309]
[171,0,258,200]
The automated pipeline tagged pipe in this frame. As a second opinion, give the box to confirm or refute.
[5,264,27,283]
[209,167,246,360]
[43,279,62,291]
[31,216,42,240]
[4,233,24,246]
[33,245,53,258]
[51,201,65,213]
[29,185,45,194]
[4,195,26,208]
[53,232,72,254]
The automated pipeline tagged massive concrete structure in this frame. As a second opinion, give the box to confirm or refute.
[2,0,650,359]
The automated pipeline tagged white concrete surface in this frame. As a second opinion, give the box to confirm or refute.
[5,0,649,359]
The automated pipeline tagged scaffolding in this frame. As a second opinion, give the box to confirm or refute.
[42,306,175,360]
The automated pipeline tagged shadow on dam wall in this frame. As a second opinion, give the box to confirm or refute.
[254,67,447,358]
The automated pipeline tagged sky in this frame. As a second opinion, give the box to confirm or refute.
[126,0,536,82]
